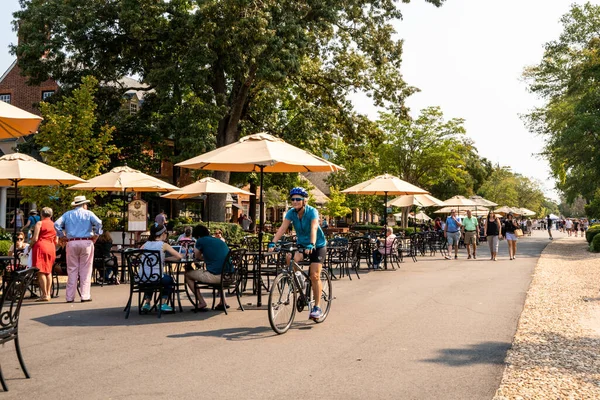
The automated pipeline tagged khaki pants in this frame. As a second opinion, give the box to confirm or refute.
[464,231,477,247]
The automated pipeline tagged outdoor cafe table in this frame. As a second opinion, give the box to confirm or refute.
[165,258,196,312]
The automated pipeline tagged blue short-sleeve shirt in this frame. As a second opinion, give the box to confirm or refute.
[195,236,230,275]
[445,216,460,233]
[285,205,326,248]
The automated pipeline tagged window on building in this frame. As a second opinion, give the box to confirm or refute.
[129,102,138,115]
[0,94,11,104]
[42,90,54,100]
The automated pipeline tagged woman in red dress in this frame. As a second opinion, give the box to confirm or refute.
[31,207,57,301]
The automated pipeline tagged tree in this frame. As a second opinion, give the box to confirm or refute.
[20,76,119,215]
[13,0,446,221]
[378,107,475,198]
[523,3,600,203]
[320,186,352,226]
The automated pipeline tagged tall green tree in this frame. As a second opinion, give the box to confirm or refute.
[13,0,445,221]
[20,76,119,215]
[523,2,600,203]
[320,186,352,226]
[378,107,473,198]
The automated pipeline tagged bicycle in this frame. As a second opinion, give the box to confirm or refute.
[267,243,332,334]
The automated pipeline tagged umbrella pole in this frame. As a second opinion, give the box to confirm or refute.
[122,189,127,247]
[257,166,265,307]
[12,179,19,268]
[384,191,388,270]
[207,194,210,228]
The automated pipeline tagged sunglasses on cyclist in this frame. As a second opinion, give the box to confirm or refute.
[291,197,304,202]
[17,237,24,241]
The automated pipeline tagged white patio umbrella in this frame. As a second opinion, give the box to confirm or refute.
[494,206,520,216]
[0,101,43,139]
[387,194,445,208]
[469,195,498,207]
[435,206,489,217]
[409,211,431,221]
[69,166,179,246]
[161,177,254,226]
[176,132,344,307]
[0,153,86,266]
[342,174,428,270]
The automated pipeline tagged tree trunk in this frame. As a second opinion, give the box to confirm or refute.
[208,64,258,222]
[249,182,257,232]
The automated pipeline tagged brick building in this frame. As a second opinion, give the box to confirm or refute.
[0,59,58,114]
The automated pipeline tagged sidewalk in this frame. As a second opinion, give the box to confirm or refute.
[495,236,600,399]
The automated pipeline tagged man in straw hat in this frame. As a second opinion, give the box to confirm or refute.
[54,195,103,303]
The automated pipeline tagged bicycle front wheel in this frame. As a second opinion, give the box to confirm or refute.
[314,269,332,323]
[268,274,297,334]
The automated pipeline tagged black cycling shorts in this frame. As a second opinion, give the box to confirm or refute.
[309,246,327,264]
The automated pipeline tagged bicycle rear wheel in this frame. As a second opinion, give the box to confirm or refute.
[268,274,297,334]
[313,270,332,323]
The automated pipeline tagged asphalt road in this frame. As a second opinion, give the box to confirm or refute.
[1,230,554,399]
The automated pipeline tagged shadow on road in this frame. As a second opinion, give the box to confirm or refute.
[168,326,273,341]
[421,341,510,366]
[32,306,219,327]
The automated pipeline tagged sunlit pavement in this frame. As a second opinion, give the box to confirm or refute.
[1,230,563,399]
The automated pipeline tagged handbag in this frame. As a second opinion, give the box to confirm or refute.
[514,228,524,237]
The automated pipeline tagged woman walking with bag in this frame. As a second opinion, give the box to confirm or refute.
[504,213,520,260]
[484,211,502,261]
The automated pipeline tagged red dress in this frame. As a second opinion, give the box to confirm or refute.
[32,219,57,274]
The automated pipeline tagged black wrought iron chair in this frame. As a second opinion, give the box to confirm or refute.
[124,250,167,319]
[93,254,118,287]
[0,268,38,391]
[193,249,246,315]
[326,237,350,279]
[347,239,362,279]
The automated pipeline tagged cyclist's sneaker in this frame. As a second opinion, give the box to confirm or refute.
[160,303,173,312]
[309,306,323,319]
[141,303,151,312]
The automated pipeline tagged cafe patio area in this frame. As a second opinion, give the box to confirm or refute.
[0,231,569,400]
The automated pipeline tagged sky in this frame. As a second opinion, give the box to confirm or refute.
[0,0,595,202]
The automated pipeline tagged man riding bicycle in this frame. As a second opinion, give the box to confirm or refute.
[269,187,327,319]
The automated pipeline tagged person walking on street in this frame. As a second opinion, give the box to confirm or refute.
[504,213,519,260]
[547,215,553,240]
[31,207,57,301]
[444,209,463,260]
[462,210,479,260]
[54,195,103,303]
[484,211,502,261]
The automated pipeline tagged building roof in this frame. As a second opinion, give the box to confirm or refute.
[0,59,17,84]
[300,175,330,205]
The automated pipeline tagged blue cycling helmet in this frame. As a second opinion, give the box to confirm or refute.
[289,187,309,198]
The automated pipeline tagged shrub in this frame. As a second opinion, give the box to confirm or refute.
[205,222,246,245]
[591,233,600,253]
[586,225,600,243]
[0,240,12,256]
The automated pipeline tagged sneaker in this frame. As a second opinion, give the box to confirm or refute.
[467,255,472,260]
[309,306,323,319]
[160,303,173,312]
[473,254,477,260]
[141,303,151,312]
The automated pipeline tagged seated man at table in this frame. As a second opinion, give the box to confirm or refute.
[185,224,230,311]
[372,227,396,269]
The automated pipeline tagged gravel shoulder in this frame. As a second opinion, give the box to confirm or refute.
[494,236,600,399]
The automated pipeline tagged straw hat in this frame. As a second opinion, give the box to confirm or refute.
[71,195,91,206]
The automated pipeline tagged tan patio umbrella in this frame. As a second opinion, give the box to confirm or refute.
[161,177,254,227]
[470,195,498,207]
[409,211,431,221]
[176,132,344,307]
[434,206,489,217]
[516,207,536,217]
[342,174,428,270]
[69,166,179,246]
[0,153,86,266]
[0,101,43,139]
[387,194,445,208]
[494,206,520,216]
